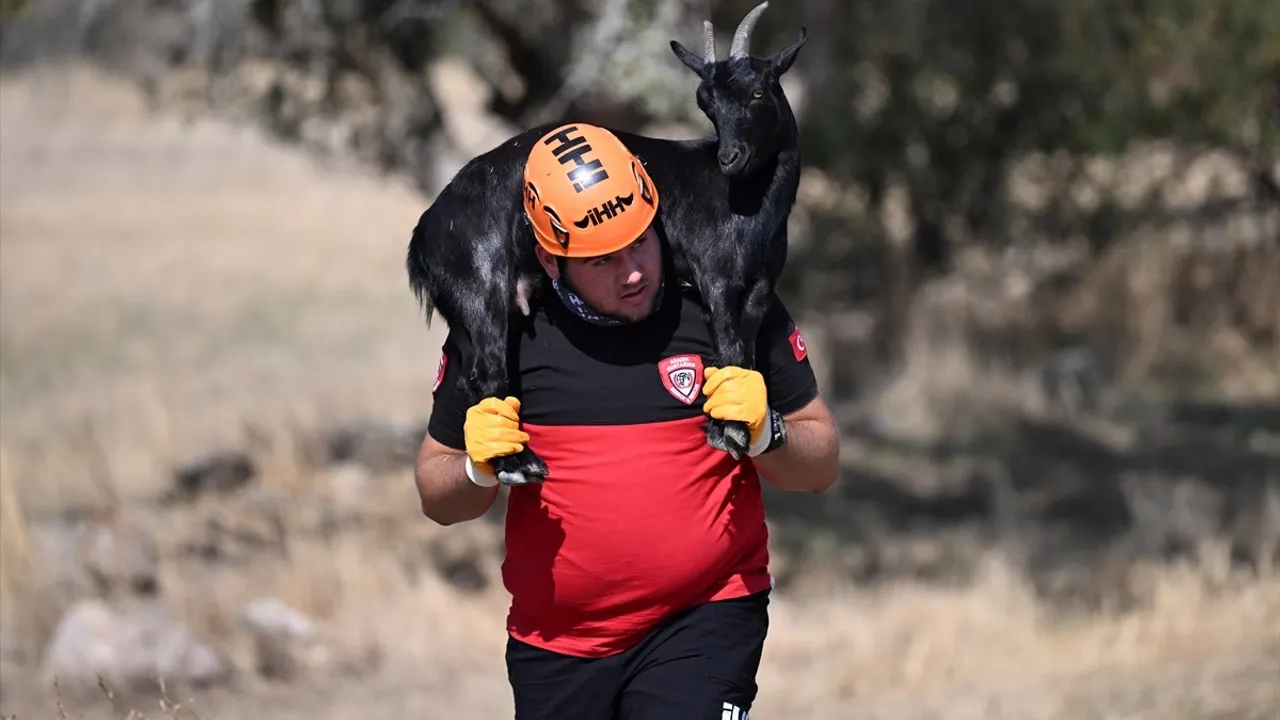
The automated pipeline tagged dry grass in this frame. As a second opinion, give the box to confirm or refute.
[0,64,445,516]
[2,64,1279,719]
[7,524,1278,719]
[756,556,1280,718]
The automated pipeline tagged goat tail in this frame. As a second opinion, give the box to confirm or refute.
[405,223,437,327]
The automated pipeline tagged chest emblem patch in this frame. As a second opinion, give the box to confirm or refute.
[658,353,704,405]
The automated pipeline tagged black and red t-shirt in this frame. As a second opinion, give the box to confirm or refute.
[427,280,818,658]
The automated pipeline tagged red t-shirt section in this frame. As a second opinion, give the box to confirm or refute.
[426,282,819,659]
[503,416,773,658]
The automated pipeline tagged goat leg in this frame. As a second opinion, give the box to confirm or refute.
[718,273,775,459]
[738,274,774,368]
[697,274,752,460]
[462,275,549,486]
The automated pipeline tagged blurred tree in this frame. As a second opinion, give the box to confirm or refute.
[0,0,31,21]
[15,0,1269,401]
[760,0,1280,374]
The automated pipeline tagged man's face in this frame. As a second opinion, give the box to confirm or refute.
[539,225,664,323]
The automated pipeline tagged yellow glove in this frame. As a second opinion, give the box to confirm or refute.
[702,366,773,455]
[463,396,530,484]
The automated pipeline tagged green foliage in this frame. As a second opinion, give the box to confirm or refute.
[803,0,1277,191]
[753,0,1280,380]
[787,0,1276,289]
[0,0,31,22]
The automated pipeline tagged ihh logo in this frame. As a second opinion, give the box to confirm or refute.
[541,125,608,193]
[574,193,634,229]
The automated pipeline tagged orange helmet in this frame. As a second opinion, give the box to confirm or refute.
[522,123,659,258]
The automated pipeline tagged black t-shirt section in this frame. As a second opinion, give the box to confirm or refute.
[755,293,821,418]
[426,281,819,450]
[425,330,472,451]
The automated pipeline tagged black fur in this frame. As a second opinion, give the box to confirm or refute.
[407,7,807,483]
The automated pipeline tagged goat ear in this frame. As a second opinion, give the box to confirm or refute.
[769,27,807,76]
[670,40,707,76]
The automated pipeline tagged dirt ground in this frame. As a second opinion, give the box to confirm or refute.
[2,64,1278,720]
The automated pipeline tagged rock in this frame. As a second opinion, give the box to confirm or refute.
[169,450,257,503]
[112,606,229,693]
[38,600,117,700]
[24,508,164,605]
[318,462,372,512]
[240,598,314,644]
[425,526,498,594]
[177,490,286,565]
[239,598,319,682]
[84,509,161,598]
[320,420,426,474]
[26,518,95,606]
[39,599,230,700]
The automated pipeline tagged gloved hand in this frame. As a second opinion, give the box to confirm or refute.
[463,396,530,483]
[702,366,780,457]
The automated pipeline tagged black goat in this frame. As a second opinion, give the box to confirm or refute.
[407,1,806,484]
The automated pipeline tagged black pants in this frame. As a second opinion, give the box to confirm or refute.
[506,590,770,720]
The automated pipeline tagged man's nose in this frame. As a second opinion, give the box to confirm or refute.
[621,250,644,282]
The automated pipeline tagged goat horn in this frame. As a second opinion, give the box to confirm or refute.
[729,1,768,58]
[702,20,717,63]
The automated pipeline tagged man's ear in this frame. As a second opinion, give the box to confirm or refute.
[535,246,561,279]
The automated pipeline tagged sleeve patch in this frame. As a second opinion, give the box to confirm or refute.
[788,325,808,362]
[432,350,448,393]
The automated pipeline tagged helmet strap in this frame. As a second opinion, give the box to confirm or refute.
[550,276,666,327]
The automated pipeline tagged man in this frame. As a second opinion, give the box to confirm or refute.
[414,122,840,720]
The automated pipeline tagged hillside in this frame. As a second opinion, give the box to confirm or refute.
[1,61,1278,720]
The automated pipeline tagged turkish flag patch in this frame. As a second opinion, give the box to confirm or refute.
[788,325,808,362]
[658,353,704,405]
[432,351,447,393]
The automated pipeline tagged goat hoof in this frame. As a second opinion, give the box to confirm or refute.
[490,449,549,486]
[721,420,751,459]
[705,419,750,461]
